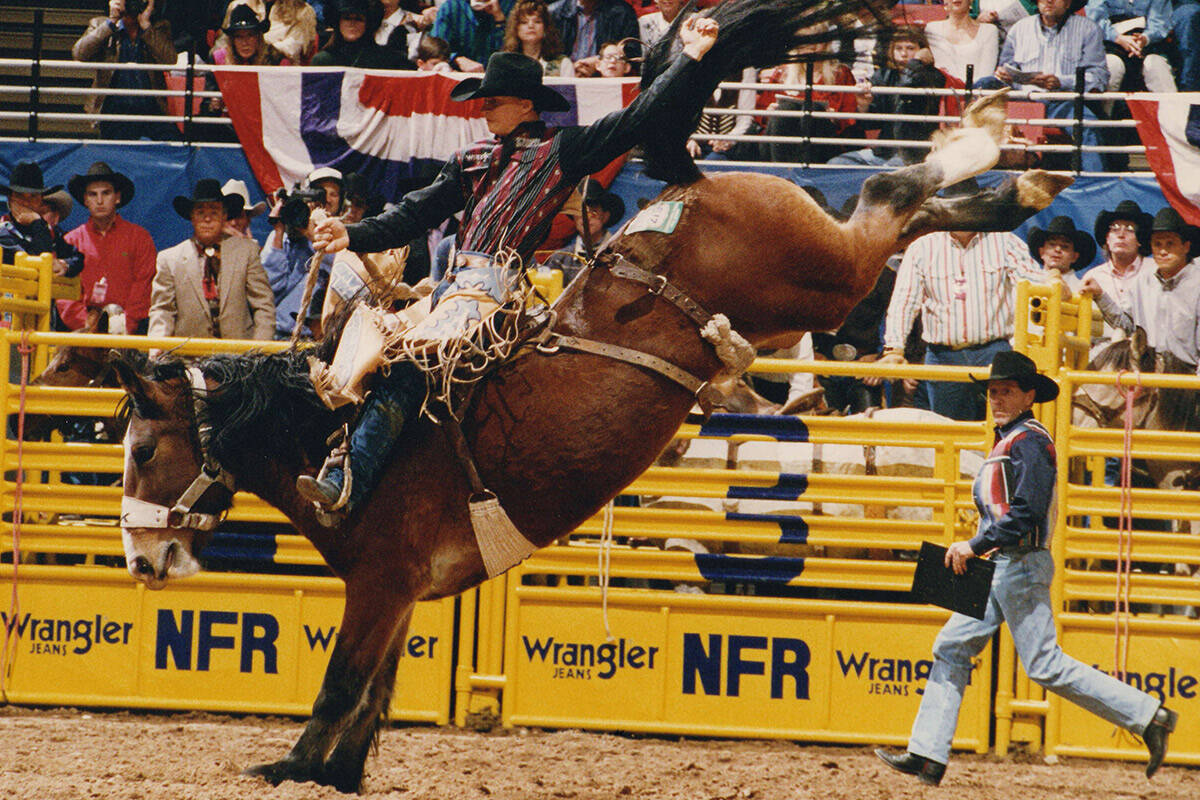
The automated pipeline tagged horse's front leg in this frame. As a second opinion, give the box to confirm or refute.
[245,584,414,790]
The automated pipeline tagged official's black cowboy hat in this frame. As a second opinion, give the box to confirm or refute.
[172,178,241,220]
[68,161,135,208]
[1027,216,1096,270]
[223,3,270,35]
[1094,199,1153,254]
[971,350,1059,403]
[1150,205,1200,256]
[450,52,571,113]
[581,182,625,222]
[0,161,62,196]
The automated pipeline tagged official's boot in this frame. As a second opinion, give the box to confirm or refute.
[297,364,423,526]
[874,749,946,786]
[1145,705,1178,779]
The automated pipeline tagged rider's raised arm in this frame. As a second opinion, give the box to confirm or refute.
[344,157,468,254]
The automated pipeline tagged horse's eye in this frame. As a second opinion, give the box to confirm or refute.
[56,362,71,373]
[132,444,156,466]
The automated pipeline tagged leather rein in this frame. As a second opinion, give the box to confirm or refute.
[119,366,236,532]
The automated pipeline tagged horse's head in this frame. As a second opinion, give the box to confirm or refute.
[111,352,235,589]
[1074,328,1156,427]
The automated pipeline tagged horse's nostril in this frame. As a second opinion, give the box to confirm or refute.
[132,555,154,576]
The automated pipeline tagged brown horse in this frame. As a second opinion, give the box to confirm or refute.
[112,92,1070,791]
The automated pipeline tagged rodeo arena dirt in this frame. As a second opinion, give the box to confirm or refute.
[5,0,1200,798]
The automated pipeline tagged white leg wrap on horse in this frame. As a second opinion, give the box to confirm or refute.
[470,492,538,578]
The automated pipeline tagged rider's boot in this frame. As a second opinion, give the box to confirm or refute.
[297,363,423,526]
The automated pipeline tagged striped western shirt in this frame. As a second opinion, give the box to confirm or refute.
[970,412,1056,554]
[884,231,1052,351]
[998,12,1108,92]
[347,53,701,262]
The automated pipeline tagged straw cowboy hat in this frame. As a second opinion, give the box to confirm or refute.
[450,52,571,112]
[972,350,1059,403]
[221,178,267,217]
[1,161,61,196]
[43,189,74,220]
[1026,216,1096,270]
[172,178,241,220]
[68,161,136,208]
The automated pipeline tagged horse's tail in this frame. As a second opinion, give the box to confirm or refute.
[638,0,889,184]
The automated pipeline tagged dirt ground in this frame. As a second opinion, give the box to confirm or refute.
[0,706,1193,800]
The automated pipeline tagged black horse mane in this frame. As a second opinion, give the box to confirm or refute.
[638,0,889,184]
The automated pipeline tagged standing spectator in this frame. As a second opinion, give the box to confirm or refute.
[875,224,1053,420]
[262,191,334,339]
[59,162,155,334]
[313,0,413,68]
[432,0,516,72]
[220,178,268,242]
[0,162,83,277]
[504,0,573,77]
[1025,216,1096,292]
[378,1,438,63]
[1085,0,1177,93]
[639,0,685,47]
[72,0,178,141]
[1172,0,1200,91]
[550,0,638,66]
[926,0,1000,85]
[148,179,275,341]
[1078,200,1153,353]
[975,0,1110,172]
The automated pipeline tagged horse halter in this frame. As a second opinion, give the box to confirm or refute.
[119,367,236,532]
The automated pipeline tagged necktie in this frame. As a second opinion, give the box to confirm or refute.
[200,243,221,338]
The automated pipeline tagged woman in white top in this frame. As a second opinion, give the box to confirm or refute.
[925,0,1000,84]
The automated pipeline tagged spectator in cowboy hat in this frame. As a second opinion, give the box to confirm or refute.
[149,179,275,341]
[1026,216,1097,291]
[1074,199,1154,353]
[0,161,84,277]
[221,178,268,240]
[41,189,74,229]
[312,0,412,69]
[58,162,155,333]
[541,182,624,281]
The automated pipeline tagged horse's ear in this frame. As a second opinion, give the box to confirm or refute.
[1132,326,1150,359]
[109,350,160,418]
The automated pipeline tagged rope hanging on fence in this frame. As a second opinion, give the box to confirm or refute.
[1114,370,1142,682]
[598,499,616,644]
[1,332,34,700]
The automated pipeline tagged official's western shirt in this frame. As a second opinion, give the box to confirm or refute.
[970,411,1057,554]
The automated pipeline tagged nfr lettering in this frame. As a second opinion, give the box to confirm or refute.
[681,633,810,699]
[155,610,278,673]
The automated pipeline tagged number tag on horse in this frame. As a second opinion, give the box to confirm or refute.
[625,201,684,235]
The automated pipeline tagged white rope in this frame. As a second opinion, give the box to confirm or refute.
[599,499,616,643]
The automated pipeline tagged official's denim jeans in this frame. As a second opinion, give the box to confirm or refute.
[907,549,1160,764]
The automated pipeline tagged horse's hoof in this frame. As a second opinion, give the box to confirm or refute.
[961,87,1009,139]
[1016,169,1074,211]
[245,758,319,787]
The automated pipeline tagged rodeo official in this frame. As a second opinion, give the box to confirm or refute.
[298,17,720,523]
[876,351,1178,786]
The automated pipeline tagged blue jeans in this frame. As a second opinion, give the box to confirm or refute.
[974,77,1105,172]
[908,549,1160,765]
[922,339,1009,421]
[1174,1,1200,90]
[826,148,906,167]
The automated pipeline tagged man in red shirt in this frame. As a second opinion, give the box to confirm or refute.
[60,162,156,334]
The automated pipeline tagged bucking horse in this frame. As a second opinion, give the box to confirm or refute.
[110,0,1072,792]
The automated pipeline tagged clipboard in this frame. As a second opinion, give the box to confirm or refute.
[911,541,995,620]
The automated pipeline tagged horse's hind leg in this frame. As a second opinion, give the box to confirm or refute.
[898,170,1075,244]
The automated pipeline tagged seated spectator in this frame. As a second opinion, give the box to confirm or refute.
[926,0,1000,85]
[1025,215,1097,292]
[222,0,318,65]
[836,0,899,83]
[684,66,757,160]
[828,26,947,167]
[550,0,639,65]
[262,190,334,339]
[504,0,573,77]
[1077,200,1153,353]
[157,0,228,59]
[541,182,624,282]
[582,39,634,77]
[975,0,1111,172]
[221,178,268,242]
[149,179,275,341]
[1085,0,1177,93]
[432,0,515,73]
[307,167,345,217]
[312,0,413,68]
[812,259,897,414]
[0,162,83,277]
[72,0,178,141]
[59,162,155,334]
[415,33,452,70]
[639,0,685,47]
[1172,0,1200,90]
[378,1,438,63]
[975,0,1035,36]
[211,4,288,66]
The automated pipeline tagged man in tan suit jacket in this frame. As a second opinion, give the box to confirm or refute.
[149,179,275,341]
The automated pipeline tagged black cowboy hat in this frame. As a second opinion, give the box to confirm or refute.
[68,161,135,208]
[1027,216,1096,269]
[971,350,1059,403]
[1150,205,1200,256]
[172,178,241,220]
[43,189,74,220]
[450,52,571,113]
[223,3,269,35]
[0,161,61,196]
[1094,199,1152,254]
[581,182,625,223]
[1069,0,1088,13]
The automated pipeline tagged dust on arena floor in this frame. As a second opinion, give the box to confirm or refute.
[0,706,1193,799]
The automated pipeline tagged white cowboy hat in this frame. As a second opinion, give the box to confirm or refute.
[220,178,267,217]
